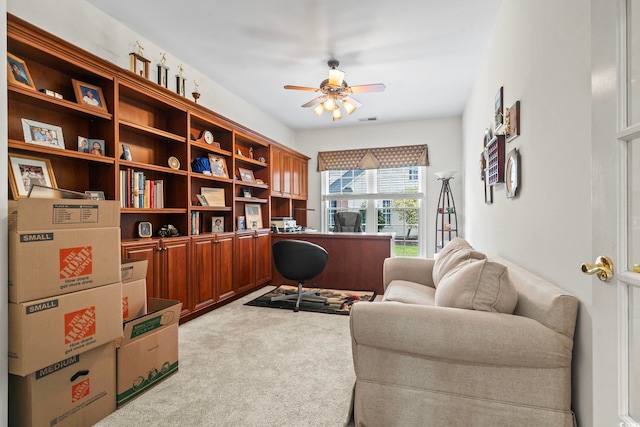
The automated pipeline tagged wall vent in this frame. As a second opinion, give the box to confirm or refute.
[358,117,378,122]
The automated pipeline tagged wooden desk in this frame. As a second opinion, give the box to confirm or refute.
[270,232,393,295]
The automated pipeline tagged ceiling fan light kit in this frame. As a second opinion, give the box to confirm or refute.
[284,59,385,121]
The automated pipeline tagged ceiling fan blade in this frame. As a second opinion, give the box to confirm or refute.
[301,95,327,108]
[342,95,362,108]
[347,83,386,94]
[284,85,320,92]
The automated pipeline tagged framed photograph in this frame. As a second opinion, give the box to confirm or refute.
[245,204,263,229]
[238,167,255,183]
[21,118,65,150]
[72,79,108,112]
[8,154,57,199]
[494,86,504,130]
[237,215,246,231]
[7,52,35,90]
[208,154,229,178]
[78,137,105,156]
[201,187,225,207]
[121,144,132,161]
[212,216,224,232]
[242,188,252,198]
[196,194,209,206]
[85,190,106,200]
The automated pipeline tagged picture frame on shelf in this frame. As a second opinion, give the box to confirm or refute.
[8,154,57,199]
[21,119,65,150]
[208,154,229,178]
[237,215,246,231]
[72,79,108,112]
[85,190,106,200]
[7,52,35,90]
[238,167,255,183]
[242,188,251,198]
[201,187,225,207]
[196,194,209,206]
[121,144,132,161]
[88,139,105,156]
[245,204,263,229]
[212,216,224,232]
[28,185,87,199]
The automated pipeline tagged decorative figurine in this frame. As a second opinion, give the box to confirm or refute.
[192,80,200,103]
[129,41,150,79]
[175,64,186,96]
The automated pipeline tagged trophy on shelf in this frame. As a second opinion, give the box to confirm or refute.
[156,52,169,88]
[175,64,186,97]
[192,80,201,103]
[129,41,150,79]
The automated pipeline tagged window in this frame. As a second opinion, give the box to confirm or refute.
[323,166,426,257]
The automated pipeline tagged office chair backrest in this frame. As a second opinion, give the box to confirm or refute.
[272,240,329,282]
[333,211,363,232]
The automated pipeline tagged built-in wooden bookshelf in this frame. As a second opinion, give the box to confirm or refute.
[6,14,308,322]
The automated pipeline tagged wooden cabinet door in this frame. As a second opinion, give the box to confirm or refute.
[299,158,308,199]
[162,237,191,317]
[292,156,302,198]
[282,151,292,196]
[191,235,216,312]
[271,147,282,196]
[215,233,235,301]
[254,231,272,286]
[234,232,256,293]
[122,239,161,300]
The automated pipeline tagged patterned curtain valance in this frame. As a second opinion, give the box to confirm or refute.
[317,144,429,171]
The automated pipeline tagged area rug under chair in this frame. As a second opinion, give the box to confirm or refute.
[245,285,375,315]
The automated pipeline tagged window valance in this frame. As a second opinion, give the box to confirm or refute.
[317,144,429,171]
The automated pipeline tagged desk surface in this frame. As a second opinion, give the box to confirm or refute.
[271,232,393,295]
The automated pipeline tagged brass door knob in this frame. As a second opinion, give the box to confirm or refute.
[581,255,614,282]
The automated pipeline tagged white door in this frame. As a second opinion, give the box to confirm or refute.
[591,0,640,424]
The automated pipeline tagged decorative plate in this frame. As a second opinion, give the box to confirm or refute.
[168,156,180,170]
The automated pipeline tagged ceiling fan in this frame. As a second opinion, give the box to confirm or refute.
[284,59,386,121]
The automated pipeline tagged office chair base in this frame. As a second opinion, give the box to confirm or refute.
[270,283,328,312]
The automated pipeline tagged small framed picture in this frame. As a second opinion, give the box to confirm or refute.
[237,215,246,231]
[7,52,35,90]
[121,144,132,161]
[201,187,225,207]
[78,137,105,156]
[72,79,108,112]
[196,194,209,206]
[238,167,255,183]
[85,190,106,200]
[494,86,504,130]
[245,204,263,229]
[242,188,252,198]
[21,118,65,149]
[208,154,229,178]
[8,154,57,199]
[212,216,224,232]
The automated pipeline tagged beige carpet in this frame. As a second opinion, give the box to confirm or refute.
[95,286,355,427]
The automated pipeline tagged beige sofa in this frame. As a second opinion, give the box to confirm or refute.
[348,238,579,427]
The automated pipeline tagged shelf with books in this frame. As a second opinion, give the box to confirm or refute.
[119,167,187,210]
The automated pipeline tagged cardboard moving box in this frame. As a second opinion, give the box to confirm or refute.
[9,341,117,427]
[9,282,123,376]
[9,199,121,303]
[122,278,147,322]
[120,258,148,284]
[117,298,181,407]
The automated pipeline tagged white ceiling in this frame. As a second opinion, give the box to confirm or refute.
[86,0,503,131]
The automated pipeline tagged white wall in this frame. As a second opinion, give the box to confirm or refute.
[7,0,296,148]
[462,1,592,425]
[296,117,462,258]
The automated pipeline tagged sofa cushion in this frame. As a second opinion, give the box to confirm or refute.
[432,238,486,288]
[382,280,436,305]
[435,259,518,314]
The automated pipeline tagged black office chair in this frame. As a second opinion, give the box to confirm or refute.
[271,240,329,312]
[333,211,363,232]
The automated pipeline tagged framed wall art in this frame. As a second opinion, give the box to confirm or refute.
[212,216,224,232]
[8,154,57,199]
[72,79,108,112]
[494,86,503,131]
[7,52,35,90]
[21,119,65,150]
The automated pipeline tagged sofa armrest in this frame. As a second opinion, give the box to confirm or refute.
[383,257,435,291]
[350,301,574,368]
